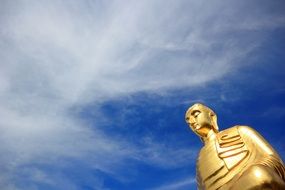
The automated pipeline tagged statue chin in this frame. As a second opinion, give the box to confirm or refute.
[185,103,285,190]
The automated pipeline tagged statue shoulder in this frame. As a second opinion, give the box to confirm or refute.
[219,125,254,133]
[235,125,266,144]
[236,125,277,156]
[236,125,259,137]
[217,125,256,139]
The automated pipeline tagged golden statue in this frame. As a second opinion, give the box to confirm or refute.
[185,103,285,190]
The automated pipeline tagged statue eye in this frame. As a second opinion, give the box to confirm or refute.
[193,111,201,117]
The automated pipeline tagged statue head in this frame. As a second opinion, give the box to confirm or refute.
[185,103,219,138]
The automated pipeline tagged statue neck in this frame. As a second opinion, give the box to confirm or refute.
[202,129,216,144]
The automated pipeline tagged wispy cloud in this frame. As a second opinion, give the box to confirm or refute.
[151,177,196,190]
[0,0,284,189]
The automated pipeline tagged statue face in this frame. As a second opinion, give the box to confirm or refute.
[185,104,214,137]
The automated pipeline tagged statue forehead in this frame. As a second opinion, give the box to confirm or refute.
[190,103,210,111]
[186,103,213,116]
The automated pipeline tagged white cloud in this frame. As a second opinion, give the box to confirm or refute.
[0,0,284,188]
[151,177,196,190]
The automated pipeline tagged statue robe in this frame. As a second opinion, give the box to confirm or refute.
[196,126,285,190]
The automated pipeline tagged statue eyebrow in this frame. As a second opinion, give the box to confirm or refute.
[191,109,200,115]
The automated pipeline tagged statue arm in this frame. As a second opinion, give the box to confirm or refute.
[229,126,285,189]
[238,125,285,180]
[238,125,281,159]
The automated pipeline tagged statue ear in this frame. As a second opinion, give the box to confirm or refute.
[209,112,215,119]
[209,111,218,132]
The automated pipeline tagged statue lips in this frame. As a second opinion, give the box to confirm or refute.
[193,123,201,130]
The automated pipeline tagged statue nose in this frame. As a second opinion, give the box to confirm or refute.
[189,117,195,124]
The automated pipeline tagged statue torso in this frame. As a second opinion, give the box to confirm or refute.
[196,125,285,190]
[197,126,251,190]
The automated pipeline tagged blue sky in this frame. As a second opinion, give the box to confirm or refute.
[0,0,285,189]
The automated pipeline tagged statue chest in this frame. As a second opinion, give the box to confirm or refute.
[197,139,228,189]
[197,127,250,189]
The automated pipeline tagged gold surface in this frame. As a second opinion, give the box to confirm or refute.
[185,103,285,190]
